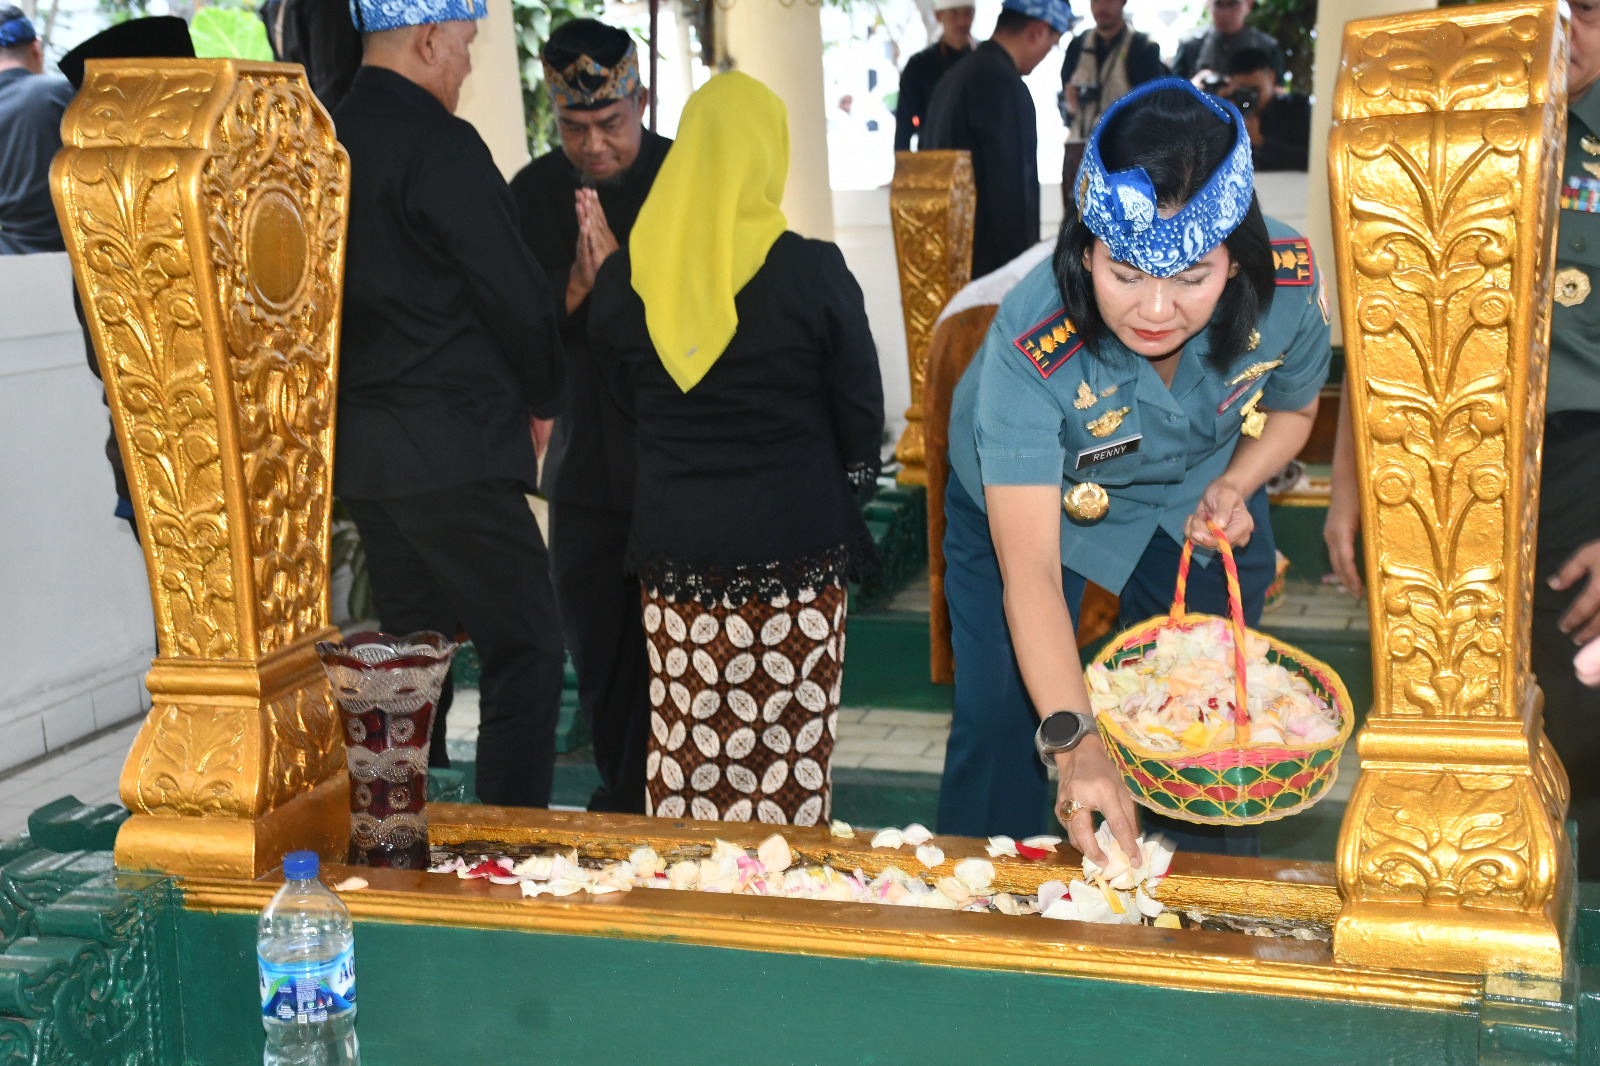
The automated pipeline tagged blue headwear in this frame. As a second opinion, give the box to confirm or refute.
[1000,0,1073,35]
[348,0,486,34]
[1073,77,1254,278]
[0,12,37,48]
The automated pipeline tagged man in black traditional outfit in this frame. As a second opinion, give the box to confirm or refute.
[893,0,974,152]
[509,20,668,814]
[921,0,1071,278]
[334,0,567,808]
[0,7,73,255]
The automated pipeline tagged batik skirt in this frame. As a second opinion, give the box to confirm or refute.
[642,580,846,825]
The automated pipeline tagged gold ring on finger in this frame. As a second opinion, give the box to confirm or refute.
[1060,800,1087,821]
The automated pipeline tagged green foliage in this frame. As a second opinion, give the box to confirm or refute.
[190,6,274,60]
[510,0,605,157]
[1246,0,1315,91]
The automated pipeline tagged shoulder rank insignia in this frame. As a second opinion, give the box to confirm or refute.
[1013,309,1084,379]
[1272,238,1314,286]
[1226,359,1284,388]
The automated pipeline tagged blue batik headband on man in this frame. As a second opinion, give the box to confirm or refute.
[348,0,486,34]
[999,0,1073,34]
[1074,77,1254,278]
[0,11,37,47]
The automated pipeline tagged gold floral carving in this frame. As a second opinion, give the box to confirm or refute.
[1328,2,1571,976]
[889,151,975,486]
[52,60,349,878]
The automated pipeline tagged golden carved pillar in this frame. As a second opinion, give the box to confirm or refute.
[1328,1,1572,976]
[51,59,351,878]
[889,150,975,486]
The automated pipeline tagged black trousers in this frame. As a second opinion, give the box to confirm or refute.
[548,503,651,813]
[344,480,565,808]
[1533,415,1600,880]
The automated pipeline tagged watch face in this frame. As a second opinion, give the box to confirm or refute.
[1041,711,1086,749]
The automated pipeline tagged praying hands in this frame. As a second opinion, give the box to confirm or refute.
[565,187,620,313]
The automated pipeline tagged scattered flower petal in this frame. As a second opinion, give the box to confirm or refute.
[953,857,995,892]
[830,820,855,839]
[1037,880,1068,911]
[871,828,905,849]
[332,876,368,892]
[1020,836,1062,850]
[1015,842,1049,861]
[901,823,934,846]
[758,833,793,874]
[986,835,1019,858]
[915,844,945,870]
[1153,912,1182,929]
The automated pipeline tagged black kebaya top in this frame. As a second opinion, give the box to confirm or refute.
[588,232,885,604]
[332,66,563,500]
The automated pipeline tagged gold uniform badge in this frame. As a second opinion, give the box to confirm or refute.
[1556,267,1592,307]
[1063,482,1110,522]
[1240,390,1268,439]
[1086,407,1131,438]
[1074,381,1097,410]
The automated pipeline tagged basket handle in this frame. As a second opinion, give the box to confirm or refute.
[1169,521,1251,747]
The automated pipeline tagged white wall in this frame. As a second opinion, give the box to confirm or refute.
[0,253,154,775]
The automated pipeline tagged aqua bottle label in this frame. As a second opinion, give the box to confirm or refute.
[259,947,356,1022]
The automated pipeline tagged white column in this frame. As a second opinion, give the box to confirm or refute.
[457,0,531,180]
[1304,0,1436,344]
[717,0,835,241]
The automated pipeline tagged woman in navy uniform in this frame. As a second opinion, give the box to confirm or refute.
[938,79,1332,862]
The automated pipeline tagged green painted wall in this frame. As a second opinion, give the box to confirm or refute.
[177,908,1479,1066]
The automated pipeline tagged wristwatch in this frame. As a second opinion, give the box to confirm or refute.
[1034,710,1097,767]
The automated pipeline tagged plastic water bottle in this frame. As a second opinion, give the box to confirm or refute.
[257,851,359,1065]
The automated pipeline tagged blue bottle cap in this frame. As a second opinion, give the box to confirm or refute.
[283,850,320,879]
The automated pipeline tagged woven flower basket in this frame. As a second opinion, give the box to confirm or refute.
[1090,523,1355,826]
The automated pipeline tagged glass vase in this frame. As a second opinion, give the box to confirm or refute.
[316,632,457,869]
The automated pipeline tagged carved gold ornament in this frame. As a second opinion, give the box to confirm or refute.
[1074,380,1098,409]
[1063,481,1110,522]
[1328,2,1569,977]
[1086,406,1131,438]
[51,58,351,877]
[1555,267,1591,307]
[1226,359,1284,387]
[889,151,975,485]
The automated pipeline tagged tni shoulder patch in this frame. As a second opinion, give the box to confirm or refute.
[1013,309,1083,379]
[1272,238,1314,286]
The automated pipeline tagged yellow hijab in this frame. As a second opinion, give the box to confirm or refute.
[630,71,790,392]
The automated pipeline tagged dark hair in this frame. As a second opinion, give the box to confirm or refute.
[1053,87,1273,370]
[544,18,633,69]
[1226,46,1274,76]
[993,9,1040,35]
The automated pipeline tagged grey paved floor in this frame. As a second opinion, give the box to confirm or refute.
[0,717,141,840]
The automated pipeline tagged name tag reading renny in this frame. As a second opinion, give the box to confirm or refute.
[1076,434,1141,470]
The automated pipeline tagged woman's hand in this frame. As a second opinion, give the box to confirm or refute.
[1185,477,1253,548]
[1323,484,1363,598]
[1055,736,1142,865]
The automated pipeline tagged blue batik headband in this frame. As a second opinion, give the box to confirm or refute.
[0,12,37,47]
[1074,77,1254,278]
[349,0,486,34]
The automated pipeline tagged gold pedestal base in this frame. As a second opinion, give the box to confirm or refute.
[116,772,349,879]
[1336,899,1566,978]
[894,411,926,486]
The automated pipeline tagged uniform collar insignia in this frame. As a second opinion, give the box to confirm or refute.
[1012,309,1083,379]
[1272,237,1313,285]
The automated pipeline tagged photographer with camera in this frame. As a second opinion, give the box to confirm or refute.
[1221,47,1307,172]
[1173,0,1281,90]
[1059,0,1166,142]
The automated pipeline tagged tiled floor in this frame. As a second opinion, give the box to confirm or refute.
[0,716,142,840]
[1264,580,1371,632]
